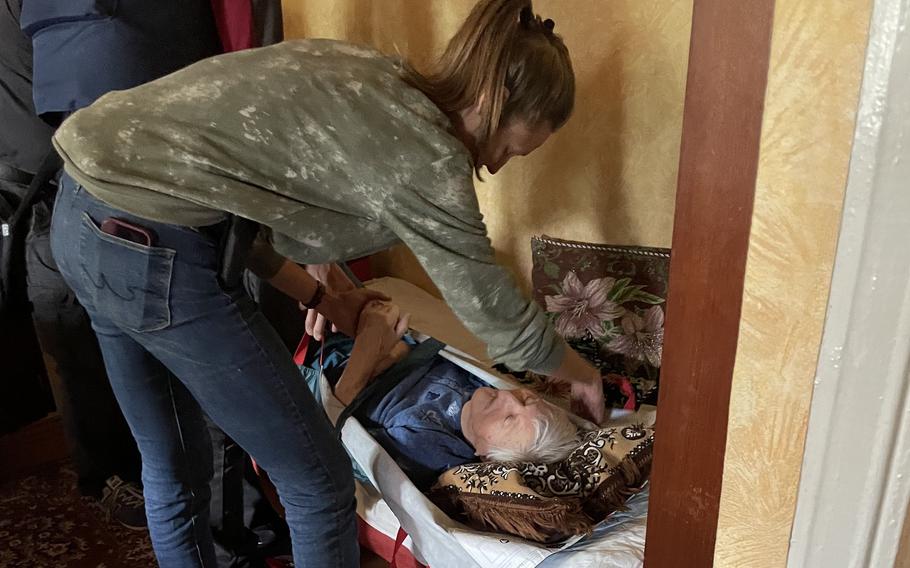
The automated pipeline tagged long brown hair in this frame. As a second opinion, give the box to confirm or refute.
[405,0,575,151]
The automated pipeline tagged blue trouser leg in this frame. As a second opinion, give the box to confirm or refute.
[50,174,358,568]
[91,321,216,565]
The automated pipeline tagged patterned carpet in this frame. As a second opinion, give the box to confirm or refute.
[0,460,390,568]
[0,461,155,568]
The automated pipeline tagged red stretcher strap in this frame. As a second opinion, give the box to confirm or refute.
[390,528,409,568]
[293,332,326,369]
[293,333,311,366]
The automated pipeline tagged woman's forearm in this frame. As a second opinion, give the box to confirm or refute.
[267,260,351,326]
[550,347,605,423]
[549,347,600,386]
[306,262,356,293]
[267,259,320,304]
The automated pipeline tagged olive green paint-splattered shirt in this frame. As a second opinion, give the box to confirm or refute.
[53,39,566,374]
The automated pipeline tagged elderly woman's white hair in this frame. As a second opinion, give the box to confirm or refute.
[485,402,580,463]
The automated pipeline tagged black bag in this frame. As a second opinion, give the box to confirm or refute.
[0,151,62,314]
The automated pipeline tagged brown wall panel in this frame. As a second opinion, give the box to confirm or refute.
[644,0,776,565]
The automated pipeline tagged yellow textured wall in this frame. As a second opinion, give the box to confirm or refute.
[281,0,692,294]
[713,1,874,566]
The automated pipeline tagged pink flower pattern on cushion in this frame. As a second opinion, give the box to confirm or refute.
[544,272,625,339]
[531,237,670,409]
[606,305,665,368]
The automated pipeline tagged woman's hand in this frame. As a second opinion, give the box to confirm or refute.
[550,347,607,424]
[266,260,394,339]
[300,264,356,340]
[571,374,606,425]
[318,288,392,337]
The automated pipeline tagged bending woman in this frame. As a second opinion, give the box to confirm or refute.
[49,0,605,566]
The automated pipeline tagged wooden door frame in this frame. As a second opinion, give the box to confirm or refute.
[644,0,777,565]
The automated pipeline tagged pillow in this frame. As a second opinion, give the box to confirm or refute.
[428,471,590,544]
[529,235,671,410]
[429,415,654,543]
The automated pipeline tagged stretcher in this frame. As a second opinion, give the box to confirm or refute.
[316,277,650,568]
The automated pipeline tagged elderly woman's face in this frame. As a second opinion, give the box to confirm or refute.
[460,387,543,457]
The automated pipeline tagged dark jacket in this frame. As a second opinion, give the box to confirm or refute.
[0,0,53,173]
[20,0,222,119]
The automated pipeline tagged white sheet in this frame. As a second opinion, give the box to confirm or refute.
[540,489,648,568]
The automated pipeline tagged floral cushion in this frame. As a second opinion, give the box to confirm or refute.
[528,236,671,410]
[429,416,654,543]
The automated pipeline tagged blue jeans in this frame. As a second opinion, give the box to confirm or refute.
[50,174,358,567]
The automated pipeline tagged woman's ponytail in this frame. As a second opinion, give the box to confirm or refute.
[405,0,575,165]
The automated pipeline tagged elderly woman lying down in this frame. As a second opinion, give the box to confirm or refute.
[317,301,580,489]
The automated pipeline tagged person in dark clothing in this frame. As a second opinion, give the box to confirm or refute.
[15,0,221,529]
[0,0,56,433]
[21,0,222,122]
[0,1,52,169]
[18,1,291,560]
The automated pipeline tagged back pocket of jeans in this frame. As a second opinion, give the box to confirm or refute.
[79,213,174,332]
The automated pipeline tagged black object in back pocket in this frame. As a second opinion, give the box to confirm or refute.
[78,212,174,332]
